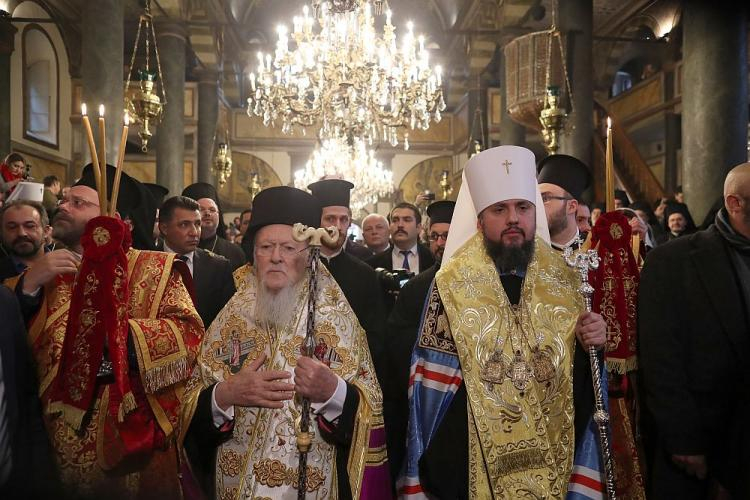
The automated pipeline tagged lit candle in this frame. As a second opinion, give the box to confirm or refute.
[98,105,107,215]
[111,111,129,216]
[386,9,392,26]
[249,72,256,91]
[435,65,443,86]
[81,103,104,212]
[605,117,615,212]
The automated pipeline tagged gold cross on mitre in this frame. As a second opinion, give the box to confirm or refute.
[502,159,512,174]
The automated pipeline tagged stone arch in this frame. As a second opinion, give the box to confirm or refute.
[218,151,282,210]
[398,155,461,205]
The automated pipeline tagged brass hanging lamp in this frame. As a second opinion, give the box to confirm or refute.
[504,0,573,154]
[124,0,166,153]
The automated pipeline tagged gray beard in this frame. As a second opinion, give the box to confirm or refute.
[255,279,303,331]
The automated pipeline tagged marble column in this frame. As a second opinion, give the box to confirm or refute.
[155,19,187,196]
[558,0,593,166]
[682,3,748,221]
[81,0,124,164]
[498,42,525,147]
[664,112,681,194]
[196,69,219,184]
[0,18,16,157]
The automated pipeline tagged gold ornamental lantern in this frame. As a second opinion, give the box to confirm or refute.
[124,0,166,152]
[214,143,233,186]
[247,172,263,201]
[503,2,572,153]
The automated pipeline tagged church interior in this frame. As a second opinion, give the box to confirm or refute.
[0,0,747,226]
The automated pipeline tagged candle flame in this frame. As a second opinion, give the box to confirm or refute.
[81,103,87,116]
[99,104,105,117]
[124,111,130,126]
[607,116,612,128]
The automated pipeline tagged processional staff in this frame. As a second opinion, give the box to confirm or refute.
[564,242,617,500]
[291,222,340,500]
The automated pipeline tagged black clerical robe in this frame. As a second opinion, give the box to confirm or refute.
[199,235,246,271]
[384,263,437,481]
[322,251,388,381]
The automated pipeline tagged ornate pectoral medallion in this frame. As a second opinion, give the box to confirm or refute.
[531,347,555,383]
[481,351,506,384]
[509,350,533,393]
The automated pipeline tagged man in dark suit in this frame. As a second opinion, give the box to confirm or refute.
[383,200,454,483]
[0,286,58,497]
[639,162,750,499]
[366,202,435,312]
[366,202,435,274]
[308,179,388,380]
[182,182,246,271]
[159,196,236,329]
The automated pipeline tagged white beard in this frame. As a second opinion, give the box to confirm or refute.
[255,278,303,331]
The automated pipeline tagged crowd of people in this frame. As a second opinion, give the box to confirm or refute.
[0,147,747,500]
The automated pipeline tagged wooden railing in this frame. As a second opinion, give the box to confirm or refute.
[593,99,666,205]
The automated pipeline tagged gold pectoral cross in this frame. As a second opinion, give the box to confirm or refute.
[503,159,512,174]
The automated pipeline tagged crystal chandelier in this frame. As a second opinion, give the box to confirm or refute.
[294,137,394,213]
[247,0,445,149]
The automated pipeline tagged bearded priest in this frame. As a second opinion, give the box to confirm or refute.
[399,146,607,498]
[7,163,204,498]
[182,186,390,500]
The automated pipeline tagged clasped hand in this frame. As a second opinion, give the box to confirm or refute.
[215,353,339,411]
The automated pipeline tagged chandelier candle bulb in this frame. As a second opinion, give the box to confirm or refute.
[81,103,104,212]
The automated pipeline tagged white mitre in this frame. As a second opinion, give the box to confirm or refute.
[443,145,550,263]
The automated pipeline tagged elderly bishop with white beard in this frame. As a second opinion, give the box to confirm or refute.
[182,186,390,500]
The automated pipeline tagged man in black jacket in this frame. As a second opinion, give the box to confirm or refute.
[308,179,388,380]
[366,202,435,274]
[384,200,454,482]
[0,286,58,498]
[158,196,236,329]
[182,182,246,270]
[639,161,750,498]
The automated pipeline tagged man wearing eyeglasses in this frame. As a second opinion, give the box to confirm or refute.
[536,154,591,251]
[383,199,454,485]
[5,164,203,498]
[183,186,388,499]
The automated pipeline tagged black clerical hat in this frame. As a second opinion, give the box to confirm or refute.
[426,200,456,225]
[537,154,592,201]
[74,163,141,217]
[307,178,354,208]
[614,189,630,208]
[247,186,322,241]
[144,183,169,206]
[182,182,218,203]
[74,163,157,250]
[663,201,696,232]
